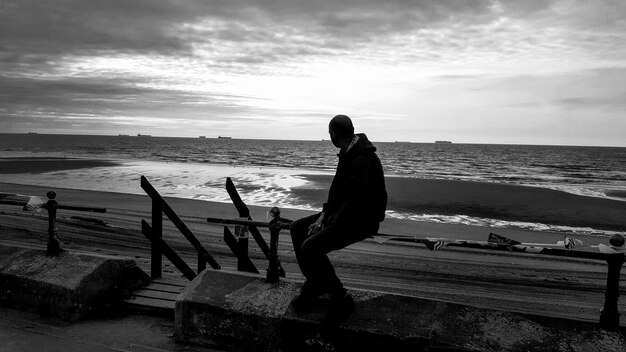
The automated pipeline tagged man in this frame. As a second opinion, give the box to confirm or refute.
[290,114,387,324]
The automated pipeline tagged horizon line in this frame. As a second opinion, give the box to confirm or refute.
[2,132,625,148]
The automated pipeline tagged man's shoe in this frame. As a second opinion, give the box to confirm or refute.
[321,292,355,326]
[292,281,325,312]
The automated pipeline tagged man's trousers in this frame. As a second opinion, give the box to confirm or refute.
[290,213,379,295]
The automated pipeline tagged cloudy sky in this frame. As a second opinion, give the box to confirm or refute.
[1,0,625,146]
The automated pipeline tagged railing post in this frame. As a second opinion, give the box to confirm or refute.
[236,221,249,272]
[266,207,281,283]
[45,190,63,256]
[197,251,206,274]
[151,198,163,279]
[600,234,625,331]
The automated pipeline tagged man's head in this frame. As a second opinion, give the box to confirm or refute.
[329,114,354,149]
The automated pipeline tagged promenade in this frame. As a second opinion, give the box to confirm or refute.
[1,182,626,350]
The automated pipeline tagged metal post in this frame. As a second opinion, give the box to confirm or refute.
[600,234,625,331]
[151,199,163,279]
[45,190,63,256]
[266,207,281,283]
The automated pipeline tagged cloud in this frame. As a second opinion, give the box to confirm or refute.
[1,0,625,144]
[477,67,626,119]
[554,94,626,111]
[0,74,269,125]
[0,0,499,69]
[0,1,196,59]
[4,0,624,75]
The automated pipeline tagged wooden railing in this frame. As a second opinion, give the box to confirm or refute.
[224,177,287,277]
[140,175,220,280]
[207,212,292,283]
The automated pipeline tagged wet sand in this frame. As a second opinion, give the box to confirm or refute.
[0,157,120,174]
[294,174,626,232]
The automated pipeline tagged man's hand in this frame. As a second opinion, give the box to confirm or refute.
[308,212,326,235]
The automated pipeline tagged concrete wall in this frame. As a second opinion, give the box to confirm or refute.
[0,245,149,320]
[175,270,626,352]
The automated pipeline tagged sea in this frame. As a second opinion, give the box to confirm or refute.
[1,133,625,236]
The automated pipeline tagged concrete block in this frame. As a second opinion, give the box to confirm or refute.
[175,270,626,352]
[0,245,149,321]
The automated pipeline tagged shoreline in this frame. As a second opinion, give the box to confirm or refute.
[1,156,625,233]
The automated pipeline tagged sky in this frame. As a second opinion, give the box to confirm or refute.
[1,0,625,146]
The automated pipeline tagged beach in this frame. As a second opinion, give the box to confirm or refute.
[2,173,626,324]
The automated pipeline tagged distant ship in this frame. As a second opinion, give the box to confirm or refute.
[118,134,129,136]
[137,134,152,137]
[217,136,232,139]
[435,140,452,144]
[27,132,38,135]
[199,136,206,139]
[395,141,411,143]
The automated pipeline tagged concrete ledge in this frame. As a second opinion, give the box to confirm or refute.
[175,270,625,352]
[0,245,149,321]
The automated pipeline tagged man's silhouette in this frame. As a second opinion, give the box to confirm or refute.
[290,114,387,324]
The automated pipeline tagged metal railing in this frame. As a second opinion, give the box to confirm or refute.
[0,190,106,255]
[369,233,624,331]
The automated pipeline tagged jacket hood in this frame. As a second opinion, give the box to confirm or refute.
[343,133,376,156]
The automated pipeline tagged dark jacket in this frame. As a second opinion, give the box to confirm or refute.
[322,133,387,226]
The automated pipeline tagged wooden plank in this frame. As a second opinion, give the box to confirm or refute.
[197,251,206,274]
[225,177,250,217]
[141,282,185,294]
[132,289,179,301]
[151,198,163,279]
[150,277,188,288]
[125,296,174,312]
